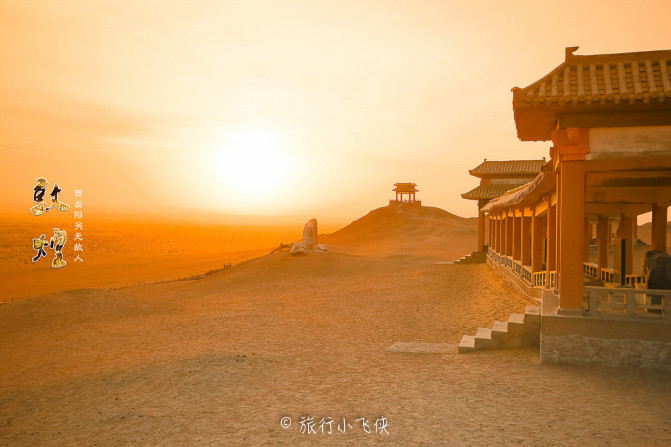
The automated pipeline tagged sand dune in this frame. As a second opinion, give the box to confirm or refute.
[321,204,477,259]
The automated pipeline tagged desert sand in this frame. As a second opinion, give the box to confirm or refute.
[1,206,670,446]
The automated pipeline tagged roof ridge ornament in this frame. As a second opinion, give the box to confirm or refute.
[565,46,580,61]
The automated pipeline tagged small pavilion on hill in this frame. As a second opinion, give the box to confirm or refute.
[462,159,544,251]
[391,182,420,205]
[469,46,671,369]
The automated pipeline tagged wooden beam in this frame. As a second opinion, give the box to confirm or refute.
[586,171,671,188]
[584,203,651,215]
[534,200,549,216]
[585,157,671,172]
[585,187,671,204]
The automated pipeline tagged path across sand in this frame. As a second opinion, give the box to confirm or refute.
[1,251,669,446]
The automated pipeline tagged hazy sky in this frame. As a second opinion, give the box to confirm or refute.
[3,0,670,221]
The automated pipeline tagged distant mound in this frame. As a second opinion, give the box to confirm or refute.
[320,204,477,260]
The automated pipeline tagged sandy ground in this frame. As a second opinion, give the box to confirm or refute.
[1,252,670,446]
[1,207,670,445]
[0,215,341,301]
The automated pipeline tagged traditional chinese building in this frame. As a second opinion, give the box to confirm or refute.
[463,47,671,369]
[390,182,420,205]
[462,159,544,251]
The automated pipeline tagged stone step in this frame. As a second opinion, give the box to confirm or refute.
[491,320,508,335]
[458,335,475,353]
[508,312,525,325]
[457,307,541,354]
[474,327,493,350]
[525,305,541,316]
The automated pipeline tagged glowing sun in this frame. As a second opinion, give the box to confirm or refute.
[217,130,290,195]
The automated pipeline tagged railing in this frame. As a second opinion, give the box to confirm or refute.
[548,271,557,289]
[504,256,513,270]
[625,274,646,286]
[600,268,615,283]
[532,271,546,287]
[513,260,521,275]
[488,247,501,264]
[521,265,532,284]
[583,262,599,278]
[583,286,671,320]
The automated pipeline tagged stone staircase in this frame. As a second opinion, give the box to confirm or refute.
[458,305,541,353]
[454,250,487,264]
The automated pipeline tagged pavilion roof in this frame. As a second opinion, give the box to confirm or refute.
[481,171,556,212]
[513,47,671,141]
[468,159,544,178]
[393,182,418,193]
[461,184,523,201]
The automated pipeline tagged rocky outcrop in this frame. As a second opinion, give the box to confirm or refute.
[303,218,318,250]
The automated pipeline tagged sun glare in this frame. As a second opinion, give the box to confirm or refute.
[216,130,290,195]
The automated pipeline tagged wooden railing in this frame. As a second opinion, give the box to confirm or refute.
[625,274,646,287]
[583,262,599,278]
[532,270,546,287]
[600,268,615,283]
[583,286,671,320]
[548,271,557,288]
[486,249,551,289]
[504,256,513,270]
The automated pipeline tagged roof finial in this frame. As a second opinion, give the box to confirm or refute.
[565,46,579,61]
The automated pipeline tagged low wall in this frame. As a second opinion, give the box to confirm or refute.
[486,256,542,304]
[541,314,671,370]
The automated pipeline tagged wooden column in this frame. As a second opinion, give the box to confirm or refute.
[531,214,544,273]
[652,204,667,252]
[620,214,634,275]
[546,203,557,286]
[559,160,585,309]
[521,215,531,266]
[597,215,609,270]
[478,210,486,251]
[513,214,521,260]
[506,214,513,257]
[583,217,591,261]
[554,127,590,310]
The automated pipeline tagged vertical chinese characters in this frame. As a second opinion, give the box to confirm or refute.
[73,189,84,263]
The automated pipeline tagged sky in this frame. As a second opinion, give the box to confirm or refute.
[2,0,670,222]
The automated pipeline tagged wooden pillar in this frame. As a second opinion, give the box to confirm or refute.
[597,215,608,270]
[652,204,667,252]
[620,214,634,275]
[556,172,562,280]
[513,211,522,261]
[521,215,531,266]
[499,215,504,254]
[558,160,585,309]
[506,214,513,257]
[583,217,591,261]
[546,203,557,286]
[531,214,543,272]
[499,215,504,253]
[478,210,486,251]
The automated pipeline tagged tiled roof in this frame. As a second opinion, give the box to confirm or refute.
[469,159,544,177]
[393,182,418,192]
[461,184,521,200]
[481,172,556,212]
[514,47,671,107]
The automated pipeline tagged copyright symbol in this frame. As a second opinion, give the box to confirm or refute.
[280,417,291,429]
